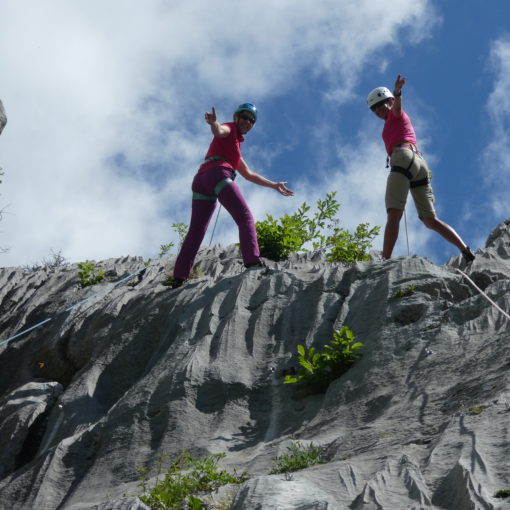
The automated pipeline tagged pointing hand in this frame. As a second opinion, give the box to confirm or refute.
[205,107,217,125]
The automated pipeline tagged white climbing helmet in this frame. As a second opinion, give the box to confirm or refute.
[367,87,394,109]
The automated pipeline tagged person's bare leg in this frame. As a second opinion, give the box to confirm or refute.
[420,216,467,252]
[382,208,404,259]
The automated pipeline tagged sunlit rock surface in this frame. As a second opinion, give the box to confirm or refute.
[1,220,510,509]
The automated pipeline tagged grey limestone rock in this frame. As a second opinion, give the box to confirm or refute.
[0,99,6,135]
[0,224,509,509]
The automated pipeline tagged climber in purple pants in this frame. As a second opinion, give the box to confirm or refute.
[172,103,293,287]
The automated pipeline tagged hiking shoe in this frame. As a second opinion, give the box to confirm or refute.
[245,261,266,269]
[171,278,185,289]
[461,247,475,263]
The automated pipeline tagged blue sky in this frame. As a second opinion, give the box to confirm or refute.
[0,0,509,268]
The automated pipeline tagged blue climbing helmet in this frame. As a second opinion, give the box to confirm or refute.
[234,103,257,122]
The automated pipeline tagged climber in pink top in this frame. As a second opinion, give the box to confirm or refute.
[172,103,293,288]
[367,75,475,262]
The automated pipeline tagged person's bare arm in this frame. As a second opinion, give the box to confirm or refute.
[391,74,406,117]
[237,158,294,196]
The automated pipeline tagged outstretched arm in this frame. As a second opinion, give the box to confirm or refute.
[205,107,230,138]
[391,74,406,117]
[237,158,294,196]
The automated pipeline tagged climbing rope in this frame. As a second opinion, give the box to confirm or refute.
[403,207,410,256]
[455,267,510,321]
[0,261,156,348]
[208,205,222,246]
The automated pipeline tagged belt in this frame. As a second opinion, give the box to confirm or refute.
[394,142,422,156]
[200,155,232,167]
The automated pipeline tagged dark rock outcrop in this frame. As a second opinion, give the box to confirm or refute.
[1,223,509,509]
[0,99,6,135]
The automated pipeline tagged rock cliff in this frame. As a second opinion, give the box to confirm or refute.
[0,99,6,135]
[1,221,510,510]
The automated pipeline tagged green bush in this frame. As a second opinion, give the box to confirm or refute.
[494,489,510,499]
[76,260,106,288]
[284,326,362,393]
[325,222,380,263]
[138,452,249,509]
[270,440,326,474]
[255,192,379,262]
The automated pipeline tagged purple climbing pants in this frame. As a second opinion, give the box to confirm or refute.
[173,166,261,280]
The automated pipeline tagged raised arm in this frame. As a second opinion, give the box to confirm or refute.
[204,107,230,138]
[237,158,294,196]
[391,74,406,117]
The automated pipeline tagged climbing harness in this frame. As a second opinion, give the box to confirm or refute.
[390,146,430,189]
[201,155,232,167]
[205,171,237,245]
[194,159,236,202]
[193,164,237,245]
[192,176,234,201]
[455,268,510,321]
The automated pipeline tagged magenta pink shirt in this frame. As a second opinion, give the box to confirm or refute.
[198,122,244,174]
[382,109,417,156]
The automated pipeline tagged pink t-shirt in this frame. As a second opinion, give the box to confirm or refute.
[198,122,244,174]
[382,109,417,156]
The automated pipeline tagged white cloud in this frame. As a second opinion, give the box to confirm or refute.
[482,36,510,219]
[0,0,437,267]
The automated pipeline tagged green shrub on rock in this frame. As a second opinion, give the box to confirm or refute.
[76,260,106,288]
[256,192,379,262]
[284,326,362,393]
[270,440,326,474]
[138,452,248,510]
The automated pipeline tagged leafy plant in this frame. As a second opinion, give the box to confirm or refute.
[391,285,415,299]
[468,406,485,415]
[160,222,189,257]
[325,222,380,263]
[255,192,379,262]
[270,440,326,474]
[159,242,175,258]
[495,489,510,499]
[138,452,248,510]
[77,260,106,288]
[284,326,363,393]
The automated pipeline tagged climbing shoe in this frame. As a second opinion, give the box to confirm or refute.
[461,247,475,263]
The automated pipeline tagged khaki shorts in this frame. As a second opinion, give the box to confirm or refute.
[385,147,436,219]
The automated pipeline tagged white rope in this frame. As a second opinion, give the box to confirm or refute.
[455,268,510,321]
[403,207,410,256]
[208,205,222,246]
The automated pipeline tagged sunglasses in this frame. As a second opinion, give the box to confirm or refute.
[370,99,389,112]
[239,113,256,124]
